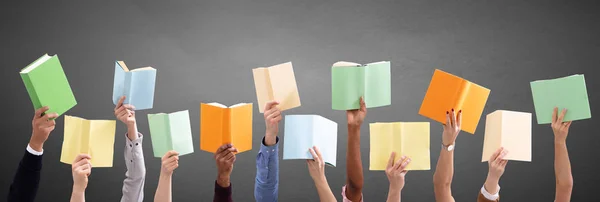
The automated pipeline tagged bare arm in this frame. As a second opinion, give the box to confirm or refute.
[386,152,410,202]
[154,151,179,202]
[552,108,573,202]
[308,147,337,202]
[433,109,461,202]
[346,98,367,201]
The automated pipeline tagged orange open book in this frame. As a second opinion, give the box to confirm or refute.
[200,103,253,153]
[419,69,490,134]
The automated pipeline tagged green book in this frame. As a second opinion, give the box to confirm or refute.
[20,54,77,117]
[331,61,391,110]
[530,74,591,124]
[148,110,194,158]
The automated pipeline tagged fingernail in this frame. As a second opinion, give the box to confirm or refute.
[446,111,449,114]
[452,108,454,112]
[459,110,462,113]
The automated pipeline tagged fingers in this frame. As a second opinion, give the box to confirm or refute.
[456,110,462,128]
[122,104,136,111]
[490,147,504,162]
[265,101,280,111]
[313,146,323,160]
[565,121,572,129]
[215,144,232,155]
[450,109,457,128]
[399,157,411,171]
[72,154,92,164]
[41,112,59,121]
[162,150,179,160]
[34,106,49,118]
[163,154,179,165]
[115,106,126,116]
[444,111,451,126]
[309,148,318,160]
[557,108,567,124]
[552,107,558,123]
[387,152,396,168]
[393,156,406,170]
[223,151,234,161]
[359,96,367,112]
[116,96,126,110]
[499,159,508,167]
[495,149,508,163]
[267,110,282,121]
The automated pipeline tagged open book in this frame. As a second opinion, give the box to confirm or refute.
[419,69,490,134]
[200,102,253,153]
[482,110,531,162]
[370,122,430,171]
[148,110,194,158]
[331,61,391,110]
[60,116,116,167]
[253,62,301,113]
[20,54,77,117]
[283,115,338,166]
[112,61,156,110]
[530,74,591,124]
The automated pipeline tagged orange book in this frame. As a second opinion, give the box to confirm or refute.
[200,102,253,153]
[419,69,490,134]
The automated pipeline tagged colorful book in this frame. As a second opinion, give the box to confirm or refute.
[419,69,490,134]
[482,110,532,162]
[331,61,391,110]
[370,122,430,171]
[148,110,195,158]
[112,61,156,110]
[200,103,253,153]
[283,115,338,166]
[530,74,591,124]
[20,54,77,117]
[60,116,116,167]
[253,62,301,113]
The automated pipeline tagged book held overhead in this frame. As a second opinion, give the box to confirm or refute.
[20,54,77,117]
[112,61,156,110]
[369,122,430,171]
[60,116,116,167]
[331,61,391,110]
[283,115,338,166]
[148,110,195,158]
[200,102,253,153]
[419,69,490,134]
[253,62,301,113]
[530,74,591,124]
[482,110,532,162]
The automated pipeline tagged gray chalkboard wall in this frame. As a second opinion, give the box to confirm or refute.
[1,1,598,201]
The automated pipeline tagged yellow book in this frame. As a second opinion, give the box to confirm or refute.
[252,62,301,113]
[482,110,532,162]
[370,122,430,170]
[60,115,116,167]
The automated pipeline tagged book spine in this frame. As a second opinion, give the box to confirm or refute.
[455,80,471,110]
[82,118,91,155]
[265,69,274,100]
[124,72,133,103]
[165,115,173,151]
[20,73,41,110]
[223,108,232,145]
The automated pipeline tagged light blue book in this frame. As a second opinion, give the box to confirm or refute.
[148,110,194,158]
[112,61,156,110]
[283,115,338,166]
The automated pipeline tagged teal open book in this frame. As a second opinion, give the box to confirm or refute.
[283,115,338,166]
[331,61,391,110]
[112,61,156,110]
[20,54,77,117]
[148,110,194,158]
[530,74,591,124]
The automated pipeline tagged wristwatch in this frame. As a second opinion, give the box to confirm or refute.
[442,143,455,151]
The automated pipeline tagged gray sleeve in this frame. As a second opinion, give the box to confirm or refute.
[121,133,146,202]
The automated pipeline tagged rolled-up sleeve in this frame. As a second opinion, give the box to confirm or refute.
[121,133,146,202]
[254,137,279,202]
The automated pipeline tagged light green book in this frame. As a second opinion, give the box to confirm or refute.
[530,74,591,124]
[148,110,195,158]
[331,61,391,110]
[20,54,77,117]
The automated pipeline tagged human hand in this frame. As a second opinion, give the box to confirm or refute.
[72,154,92,193]
[307,146,327,184]
[347,97,367,130]
[551,107,572,144]
[485,147,508,194]
[386,152,410,191]
[30,106,58,152]
[214,144,237,187]
[264,101,282,146]
[161,150,179,176]
[114,96,136,126]
[442,109,461,146]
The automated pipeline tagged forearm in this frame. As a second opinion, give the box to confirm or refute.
[346,126,364,193]
[554,141,573,201]
[126,123,138,141]
[483,176,499,195]
[386,186,401,202]
[8,151,42,202]
[254,137,279,202]
[314,177,337,202]
[154,174,172,202]
[70,188,85,202]
[433,150,454,200]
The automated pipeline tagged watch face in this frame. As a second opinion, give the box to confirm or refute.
[447,145,455,151]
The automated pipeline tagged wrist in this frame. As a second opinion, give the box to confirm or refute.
[72,184,86,194]
[484,175,500,194]
[348,124,361,133]
[28,139,43,152]
[126,124,138,140]
[264,134,277,146]
[216,174,230,187]
[554,138,567,145]
[389,182,404,192]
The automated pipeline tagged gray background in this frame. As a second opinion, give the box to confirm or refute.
[1,0,598,201]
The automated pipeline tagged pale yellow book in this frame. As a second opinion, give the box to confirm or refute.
[482,110,532,162]
[370,122,430,170]
[60,115,116,167]
[252,62,301,113]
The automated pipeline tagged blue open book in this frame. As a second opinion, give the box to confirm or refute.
[283,115,338,166]
[112,61,156,110]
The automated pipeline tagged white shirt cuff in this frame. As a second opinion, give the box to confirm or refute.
[26,144,43,156]
[481,185,500,200]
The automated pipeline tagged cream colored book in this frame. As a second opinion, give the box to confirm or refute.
[60,115,116,167]
[252,62,301,113]
[370,122,430,170]
[482,110,532,162]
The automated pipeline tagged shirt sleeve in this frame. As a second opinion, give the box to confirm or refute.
[120,133,146,202]
[7,148,43,202]
[254,137,279,202]
[477,185,500,202]
[213,181,233,202]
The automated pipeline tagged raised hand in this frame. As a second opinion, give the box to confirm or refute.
[551,107,572,144]
[386,152,410,191]
[347,97,367,129]
[215,144,238,187]
[72,154,92,192]
[307,146,327,183]
[264,101,282,146]
[485,147,508,195]
[442,109,461,146]
[161,151,180,176]
[30,106,58,152]
[114,96,136,126]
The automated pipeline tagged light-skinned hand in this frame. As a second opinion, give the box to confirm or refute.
[114,96,136,126]
[214,144,237,187]
[264,101,282,146]
[347,97,367,129]
[485,147,508,194]
[30,106,58,152]
[551,107,572,144]
[72,154,92,193]
[442,109,461,146]
[307,146,327,183]
[161,150,179,176]
[386,152,410,191]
